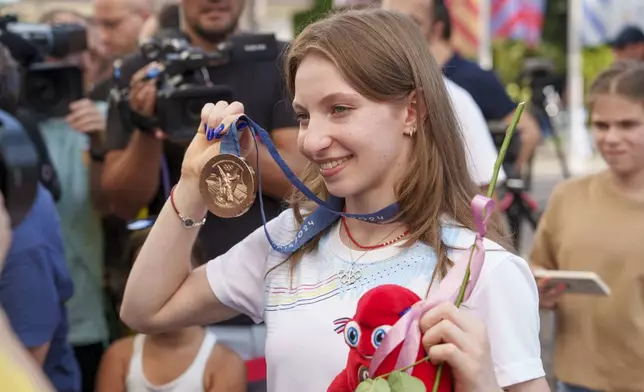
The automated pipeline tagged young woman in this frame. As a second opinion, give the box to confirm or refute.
[120,9,547,391]
[531,61,644,392]
[96,229,245,392]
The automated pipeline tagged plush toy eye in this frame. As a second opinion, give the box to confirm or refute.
[344,321,361,347]
[371,325,392,348]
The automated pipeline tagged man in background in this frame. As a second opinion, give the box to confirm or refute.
[37,10,112,392]
[102,3,302,388]
[383,0,542,176]
[609,25,644,62]
[93,0,154,62]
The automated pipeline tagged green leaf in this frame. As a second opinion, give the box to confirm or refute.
[387,371,427,392]
[355,378,391,392]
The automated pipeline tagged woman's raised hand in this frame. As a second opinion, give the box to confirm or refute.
[420,302,501,392]
[181,101,252,185]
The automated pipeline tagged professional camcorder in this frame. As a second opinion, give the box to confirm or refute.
[0,109,39,227]
[0,14,87,117]
[517,58,562,112]
[111,32,279,142]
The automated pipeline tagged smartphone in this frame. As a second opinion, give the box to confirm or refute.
[534,269,611,296]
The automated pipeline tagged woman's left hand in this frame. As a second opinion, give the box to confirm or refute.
[420,302,500,392]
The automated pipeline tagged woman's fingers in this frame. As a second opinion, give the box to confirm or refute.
[201,101,229,133]
[418,304,499,391]
[205,101,244,129]
[421,318,472,353]
[202,101,245,140]
[201,101,226,127]
[420,302,489,363]
[420,302,472,334]
[426,342,468,366]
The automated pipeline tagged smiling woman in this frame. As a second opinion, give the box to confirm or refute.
[119,8,547,392]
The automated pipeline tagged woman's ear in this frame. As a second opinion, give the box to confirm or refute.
[403,90,428,131]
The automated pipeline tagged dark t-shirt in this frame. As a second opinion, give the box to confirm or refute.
[443,53,517,121]
[443,53,522,167]
[104,33,297,324]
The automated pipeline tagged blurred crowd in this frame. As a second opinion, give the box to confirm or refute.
[0,0,643,391]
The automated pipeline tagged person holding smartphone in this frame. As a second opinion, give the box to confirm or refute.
[530,60,644,392]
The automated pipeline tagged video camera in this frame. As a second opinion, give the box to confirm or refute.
[0,14,87,118]
[111,33,279,142]
[517,58,565,111]
[0,109,39,228]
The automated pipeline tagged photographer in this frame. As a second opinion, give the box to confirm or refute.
[102,0,302,358]
[33,10,113,392]
[102,1,302,268]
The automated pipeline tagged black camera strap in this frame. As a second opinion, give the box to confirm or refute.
[129,110,159,134]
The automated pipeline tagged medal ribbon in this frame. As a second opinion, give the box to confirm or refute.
[368,195,494,376]
[218,116,399,254]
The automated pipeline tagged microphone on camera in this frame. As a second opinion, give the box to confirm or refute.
[0,31,43,67]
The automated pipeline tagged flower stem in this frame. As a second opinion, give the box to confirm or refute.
[375,355,432,380]
[431,102,525,392]
[486,102,525,200]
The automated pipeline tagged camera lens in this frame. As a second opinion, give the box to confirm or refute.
[185,99,206,122]
[25,75,59,106]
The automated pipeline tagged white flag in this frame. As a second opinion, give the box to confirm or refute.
[583,0,644,46]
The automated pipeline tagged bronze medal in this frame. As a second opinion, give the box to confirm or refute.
[199,154,257,218]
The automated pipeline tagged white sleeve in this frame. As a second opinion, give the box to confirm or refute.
[205,210,294,324]
[445,80,507,185]
[466,254,545,387]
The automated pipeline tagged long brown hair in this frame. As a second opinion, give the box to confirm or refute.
[281,8,509,280]
[588,60,644,107]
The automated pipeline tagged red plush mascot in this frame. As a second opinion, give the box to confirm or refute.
[328,285,452,392]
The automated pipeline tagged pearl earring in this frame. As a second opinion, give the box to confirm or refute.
[405,126,416,137]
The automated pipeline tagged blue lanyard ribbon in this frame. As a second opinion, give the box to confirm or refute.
[219,116,399,254]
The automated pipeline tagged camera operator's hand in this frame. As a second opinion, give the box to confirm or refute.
[130,63,160,119]
[181,101,251,186]
[66,99,106,134]
[0,192,12,269]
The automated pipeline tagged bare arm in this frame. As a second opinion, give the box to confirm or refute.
[87,133,110,215]
[102,131,163,220]
[250,127,304,201]
[95,339,131,392]
[505,111,541,174]
[0,311,54,392]
[507,377,551,391]
[26,342,50,365]
[206,344,247,392]
[119,179,239,334]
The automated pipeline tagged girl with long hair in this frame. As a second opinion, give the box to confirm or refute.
[531,60,644,392]
[120,9,547,391]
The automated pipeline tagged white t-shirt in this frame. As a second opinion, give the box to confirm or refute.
[444,78,507,186]
[206,210,544,391]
